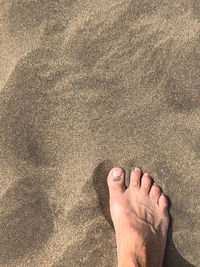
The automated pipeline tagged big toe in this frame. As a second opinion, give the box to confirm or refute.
[107,167,126,197]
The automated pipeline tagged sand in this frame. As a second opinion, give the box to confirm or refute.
[0,0,199,266]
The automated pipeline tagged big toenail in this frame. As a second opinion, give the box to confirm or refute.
[113,169,122,176]
[144,173,149,176]
[112,169,123,181]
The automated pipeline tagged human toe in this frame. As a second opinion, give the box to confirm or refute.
[158,193,168,212]
[129,167,141,189]
[107,167,126,196]
[149,184,161,202]
[140,173,152,194]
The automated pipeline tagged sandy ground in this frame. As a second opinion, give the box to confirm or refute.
[0,0,200,266]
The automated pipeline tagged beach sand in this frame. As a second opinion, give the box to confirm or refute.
[0,0,199,266]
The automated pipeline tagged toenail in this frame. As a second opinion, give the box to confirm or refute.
[134,167,140,171]
[112,169,123,177]
[144,173,149,176]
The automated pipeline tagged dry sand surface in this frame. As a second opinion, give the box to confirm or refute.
[0,0,200,266]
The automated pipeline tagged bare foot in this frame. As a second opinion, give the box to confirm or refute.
[107,167,169,267]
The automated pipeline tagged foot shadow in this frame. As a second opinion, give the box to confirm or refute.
[163,196,195,267]
[93,160,195,267]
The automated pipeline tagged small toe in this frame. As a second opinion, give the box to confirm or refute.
[149,184,161,202]
[107,167,126,197]
[129,168,141,188]
[141,173,152,194]
[158,193,168,212]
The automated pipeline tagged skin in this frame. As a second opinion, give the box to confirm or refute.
[107,167,169,267]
